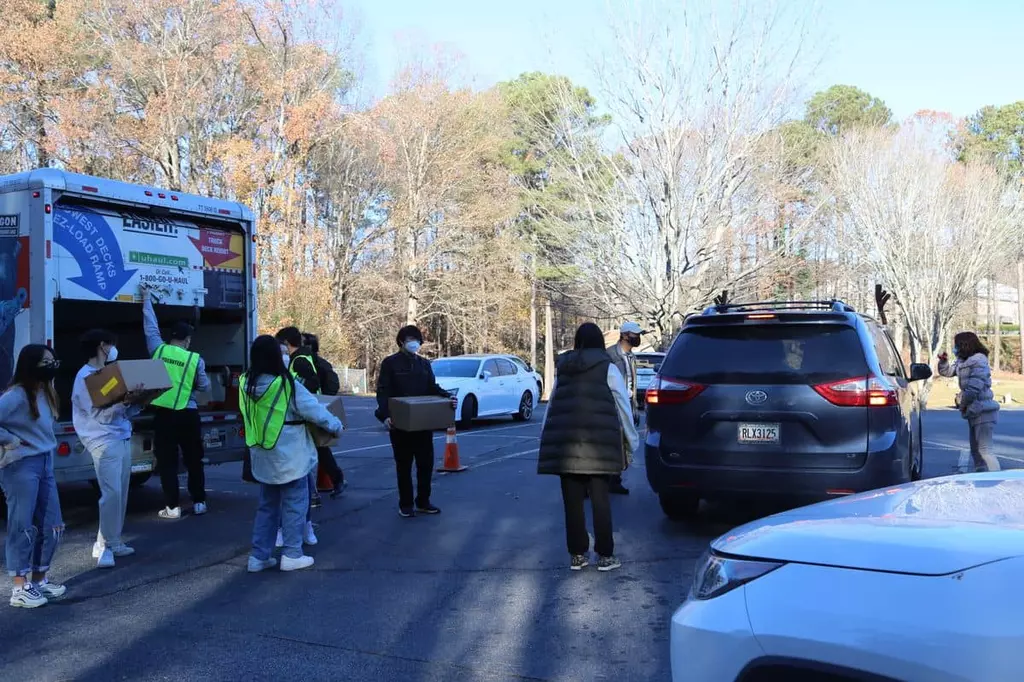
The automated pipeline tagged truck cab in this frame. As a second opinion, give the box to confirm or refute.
[0,169,257,487]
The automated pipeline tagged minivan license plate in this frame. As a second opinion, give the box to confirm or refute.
[738,423,780,444]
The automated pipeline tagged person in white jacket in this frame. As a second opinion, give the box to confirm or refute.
[241,335,343,573]
[72,329,149,569]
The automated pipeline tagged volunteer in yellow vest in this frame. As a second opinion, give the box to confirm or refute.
[141,285,211,520]
[242,335,342,573]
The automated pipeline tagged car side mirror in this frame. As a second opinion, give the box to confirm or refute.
[909,363,932,382]
[482,371,492,381]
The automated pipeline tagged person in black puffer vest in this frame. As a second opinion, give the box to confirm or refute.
[538,322,640,572]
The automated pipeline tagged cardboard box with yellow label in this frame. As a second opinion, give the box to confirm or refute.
[85,359,173,409]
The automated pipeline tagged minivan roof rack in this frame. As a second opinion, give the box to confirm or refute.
[700,299,856,315]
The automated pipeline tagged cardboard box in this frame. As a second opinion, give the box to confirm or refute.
[85,359,173,409]
[389,396,455,432]
[308,395,348,447]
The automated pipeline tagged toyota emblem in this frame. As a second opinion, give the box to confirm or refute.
[745,390,768,405]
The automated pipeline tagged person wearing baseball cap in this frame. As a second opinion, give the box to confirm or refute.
[606,321,643,495]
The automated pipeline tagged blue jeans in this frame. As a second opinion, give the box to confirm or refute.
[0,453,64,577]
[252,477,309,561]
[306,470,316,522]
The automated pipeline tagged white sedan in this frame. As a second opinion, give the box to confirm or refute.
[672,471,1024,682]
[432,355,538,425]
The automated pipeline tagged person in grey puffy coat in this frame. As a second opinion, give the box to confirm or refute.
[937,331,1000,472]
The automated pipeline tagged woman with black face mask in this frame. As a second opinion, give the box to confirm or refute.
[0,344,66,608]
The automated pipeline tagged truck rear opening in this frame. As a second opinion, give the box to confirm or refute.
[50,197,252,464]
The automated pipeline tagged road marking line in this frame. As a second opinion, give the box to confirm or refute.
[957,449,970,470]
[332,443,394,454]
[455,433,537,440]
[925,440,961,450]
[997,454,1024,464]
[462,447,539,470]
[459,422,543,435]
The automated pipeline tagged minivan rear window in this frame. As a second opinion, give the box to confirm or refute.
[662,324,867,384]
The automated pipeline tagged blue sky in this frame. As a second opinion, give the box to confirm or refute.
[347,0,1021,120]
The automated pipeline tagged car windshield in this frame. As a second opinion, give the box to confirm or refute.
[431,359,481,378]
[662,324,867,384]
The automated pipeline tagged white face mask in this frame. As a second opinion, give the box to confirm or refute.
[105,345,119,364]
[403,340,421,354]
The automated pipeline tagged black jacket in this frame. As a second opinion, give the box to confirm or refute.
[375,351,450,423]
[290,347,321,394]
[537,348,623,476]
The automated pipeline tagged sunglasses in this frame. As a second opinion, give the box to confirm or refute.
[39,359,61,369]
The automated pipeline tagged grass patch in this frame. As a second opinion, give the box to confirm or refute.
[925,373,1024,409]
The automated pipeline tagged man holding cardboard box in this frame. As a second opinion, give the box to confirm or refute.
[141,286,211,521]
[72,329,152,569]
[375,325,456,518]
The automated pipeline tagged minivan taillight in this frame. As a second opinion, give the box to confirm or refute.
[813,376,897,407]
[646,376,707,405]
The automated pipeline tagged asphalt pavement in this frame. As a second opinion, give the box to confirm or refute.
[1,400,1021,681]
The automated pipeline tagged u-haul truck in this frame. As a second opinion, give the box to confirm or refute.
[0,169,257,488]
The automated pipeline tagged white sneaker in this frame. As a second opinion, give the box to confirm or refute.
[92,542,104,559]
[247,556,278,573]
[111,544,135,558]
[96,549,115,569]
[275,529,283,548]
[10,584,47,608]
[36,580,67,599]
[158,506,182,520]
[279,555,315,572]
[193,502,208,516]
[304,521,318,546]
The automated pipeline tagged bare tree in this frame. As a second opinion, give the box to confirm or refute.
[574,0,822,342]
[827,126,1023,387]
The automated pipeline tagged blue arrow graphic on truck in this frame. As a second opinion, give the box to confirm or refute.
[52,207,137,300]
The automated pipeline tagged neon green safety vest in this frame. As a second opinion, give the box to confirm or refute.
[289,355,320,395]
[239,374,293,450]
[151,343,200,411]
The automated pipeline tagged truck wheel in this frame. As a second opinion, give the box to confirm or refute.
[659,492,699,521]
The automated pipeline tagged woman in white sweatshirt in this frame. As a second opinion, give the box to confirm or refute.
[0,344,65,608]
[71,329,150,569]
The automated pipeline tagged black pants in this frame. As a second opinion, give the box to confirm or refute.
[153,408,205,507]
[389,430,434,508]
[560,474,613,557]
[316,446,344,487]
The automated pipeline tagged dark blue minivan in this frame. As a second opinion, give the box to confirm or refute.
[645,300,933,520]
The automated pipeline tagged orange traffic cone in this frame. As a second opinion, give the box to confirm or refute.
[437,425,468,473]
[316,466,334,492]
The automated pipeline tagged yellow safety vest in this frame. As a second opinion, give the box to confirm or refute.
[289,354,320,395]
[239,374,293,450]
[151,343,200,411]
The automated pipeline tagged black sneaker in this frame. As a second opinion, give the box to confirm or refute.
[311,493,323,509]
[416,503,441,515]
[569,554,589,571]
[597,555,622,572]
[330,480,348,499]
[398,506,416,518]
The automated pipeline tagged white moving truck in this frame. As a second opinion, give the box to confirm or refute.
[0,169,257,488]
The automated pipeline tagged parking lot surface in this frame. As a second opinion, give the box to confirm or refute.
[1,399,1021,681]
